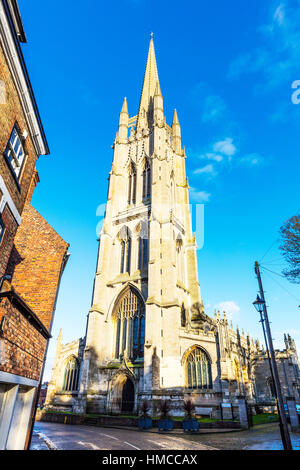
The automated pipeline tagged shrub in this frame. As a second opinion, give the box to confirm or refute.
[159,400,171,418]
[140,399,150,418]
[183,399,195,419]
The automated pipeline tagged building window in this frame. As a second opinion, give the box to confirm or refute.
[186,347,212,390]
[62,357,79,392]
[4,125,25,179]
[181,304,186,327]
[137,220,148,271]
[142,160,151,199]
[119,226,132,274]
[128,162,136,204]
[114,286,145,361]
[138,237,148,271]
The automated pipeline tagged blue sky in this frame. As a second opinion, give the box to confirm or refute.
[19,0,300,380]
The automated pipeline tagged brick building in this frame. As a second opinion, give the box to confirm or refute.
[0,0,69,450]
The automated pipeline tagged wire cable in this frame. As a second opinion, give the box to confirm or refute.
[260,266,300,304]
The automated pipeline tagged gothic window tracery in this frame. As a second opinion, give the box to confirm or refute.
[62,356,79,392]
[114,287,145,361]
[186,347,212,390]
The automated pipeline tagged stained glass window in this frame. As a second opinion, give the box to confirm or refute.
[186,347,212,390]
[114,287,145,361]
[62,357,79,392]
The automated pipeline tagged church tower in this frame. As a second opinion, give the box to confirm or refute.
[78,35,203,415]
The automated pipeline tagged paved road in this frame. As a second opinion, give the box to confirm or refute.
[32,422,217,451]
[32,422,300,451]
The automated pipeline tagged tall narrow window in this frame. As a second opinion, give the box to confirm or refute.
[137,220,149,271]
[143,160,151,199]
[181,304,186,327]
[62,357,79,392]
[126,236,131,273]
[138,238,149,271]
[114,287,145,361]
[4,124,26,180]
[186,347,212,390]
[119,227,132,274]
[120,240,125,273]
[128,162,136,204]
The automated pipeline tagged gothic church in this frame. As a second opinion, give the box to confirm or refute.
[46,37,300,417]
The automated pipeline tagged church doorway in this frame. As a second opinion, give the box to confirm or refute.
[121,378,134,413]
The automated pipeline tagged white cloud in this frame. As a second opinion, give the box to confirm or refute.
[213,138,237,157]
[215,300,241,320]
[189,188,211,202]
[273,3,286,26]
[228,1,300,92]
[239,153,264,166]
[200,153,224,162]
[193,164,216,175]
[202,95,227,123]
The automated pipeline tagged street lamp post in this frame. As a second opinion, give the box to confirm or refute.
[253,261,292,451]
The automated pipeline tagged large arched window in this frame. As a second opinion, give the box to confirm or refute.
[114,287,145,361]
[62,356,79,392]
[186,347,212,390]
[119,226,132,274]
[128,162,137,205]
[142,160,151,199]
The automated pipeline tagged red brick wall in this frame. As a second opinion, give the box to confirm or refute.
[0,42,41,278]
[0,203,18,277]
[0,296,46,381]
[5,203,69,330]
[0,42,38,214]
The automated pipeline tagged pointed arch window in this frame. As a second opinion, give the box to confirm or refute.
[114,287,145,361]
[143,160,151,199]
[128,162,137,204]
[186,347,212,390]
[62,356,79,392]
[119,227,132,274]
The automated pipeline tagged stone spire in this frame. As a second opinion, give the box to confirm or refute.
[172,109,181,154]
[154,81,164,124]
[118,97,129,141]
[137,34,160,129]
